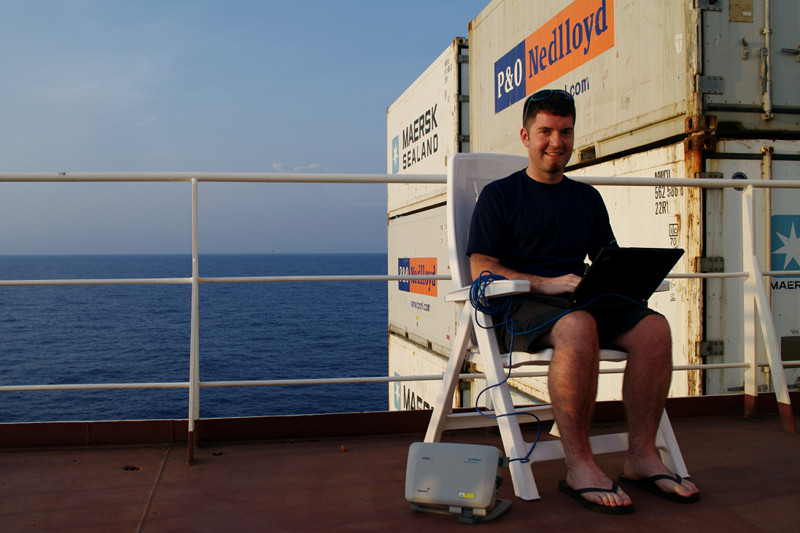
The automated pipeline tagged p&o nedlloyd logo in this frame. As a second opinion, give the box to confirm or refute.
[494,0,614,113]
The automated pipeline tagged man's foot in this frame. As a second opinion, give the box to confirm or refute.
[565,464,633,507]
[618,473,701,503]
[558,480,635,514]
[622,455,700,502]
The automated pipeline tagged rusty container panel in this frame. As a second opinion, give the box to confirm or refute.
[569,142,704,399]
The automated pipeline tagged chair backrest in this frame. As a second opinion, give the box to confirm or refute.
[446,153,528,289]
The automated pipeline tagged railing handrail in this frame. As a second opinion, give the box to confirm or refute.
[4,270,800,288]
[0,274,450,287]
[1,172,798,451]
[3,361,798,393]
[3,171,800,189]
[0,172,446,184]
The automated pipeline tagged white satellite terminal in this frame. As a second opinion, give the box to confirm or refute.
[405,442,511,524]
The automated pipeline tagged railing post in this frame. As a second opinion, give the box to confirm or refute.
[187,178,201,463]
[741,186,796,432]
[741,187,759,418]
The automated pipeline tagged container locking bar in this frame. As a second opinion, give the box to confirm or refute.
[780,45,800,63]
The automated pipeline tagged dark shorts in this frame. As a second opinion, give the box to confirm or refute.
[492,293,660,353]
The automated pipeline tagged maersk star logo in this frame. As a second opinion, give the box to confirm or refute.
[771,216,800,270]
[393,374,402,410]
[391,136,400,174]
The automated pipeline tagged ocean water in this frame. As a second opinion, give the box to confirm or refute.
[0,254,388,422]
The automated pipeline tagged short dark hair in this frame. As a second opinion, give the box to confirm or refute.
[522,89,576,129]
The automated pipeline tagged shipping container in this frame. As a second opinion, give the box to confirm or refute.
[469,0,800,157]
[387,205,455,356]
[388,334,540,412]
[387,0,800,409]
[386,38,470,216]
[567,141,704,399]
[386,39,471,410]
[703,139,800,395]
[464,0,800,398]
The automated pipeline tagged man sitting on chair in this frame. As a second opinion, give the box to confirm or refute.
[467,90,700,513]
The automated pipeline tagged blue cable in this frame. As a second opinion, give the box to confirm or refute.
[468,271,540,463]
[467,271,647,463]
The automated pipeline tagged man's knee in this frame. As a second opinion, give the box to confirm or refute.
[551,311,599,351]
[621,313,672,358]
[641,314,672,345]
[561,309,598,329]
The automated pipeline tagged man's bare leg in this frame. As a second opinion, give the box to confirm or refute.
[615,314,699,498]
[547,311,632,508]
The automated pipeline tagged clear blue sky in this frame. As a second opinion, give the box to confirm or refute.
[0,0,486,254]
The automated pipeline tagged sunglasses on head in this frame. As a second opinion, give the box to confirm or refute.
[524,89,574,119]
[530,89,573,102]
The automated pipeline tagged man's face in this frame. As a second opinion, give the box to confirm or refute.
[520,112,575,183]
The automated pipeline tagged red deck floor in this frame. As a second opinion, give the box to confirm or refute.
[0,410,798,532]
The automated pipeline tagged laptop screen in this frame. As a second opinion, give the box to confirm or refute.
[568,247,684,305]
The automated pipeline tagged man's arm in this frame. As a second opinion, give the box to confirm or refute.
[470,252,582,296]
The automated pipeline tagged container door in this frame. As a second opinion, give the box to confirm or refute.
[702,1,800,135]
[704,140,800,395]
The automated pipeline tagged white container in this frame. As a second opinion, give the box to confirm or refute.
[468,0,800,158]
[460,0,800,398]
[568,142,703,399]
[387,39,470,411]
[386,38,469,217]
[389,334,452,411]
[703,139,800,395]
[386,0,800,407]
[387,205,455,356]
[388,333,539,412]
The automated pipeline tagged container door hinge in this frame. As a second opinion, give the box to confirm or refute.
[695,0,722,11]
[696,75,724,94]
[698,341,724,358]
[695,171,724,180]
[696,256,724,273]
[458,95,470,103]
[458,135,471,143]
[457,54,469,64]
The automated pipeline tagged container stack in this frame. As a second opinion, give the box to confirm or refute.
[387,0,800,407]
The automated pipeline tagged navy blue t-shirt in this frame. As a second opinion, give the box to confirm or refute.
[467,169,617,278]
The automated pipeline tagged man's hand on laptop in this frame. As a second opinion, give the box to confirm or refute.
[531,273,582,295]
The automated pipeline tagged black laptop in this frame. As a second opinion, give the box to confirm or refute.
[532,247,684,308]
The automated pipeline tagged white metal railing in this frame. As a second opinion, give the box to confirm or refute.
[1,172,799,456]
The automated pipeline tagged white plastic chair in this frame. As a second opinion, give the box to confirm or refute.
[424,153,688,501]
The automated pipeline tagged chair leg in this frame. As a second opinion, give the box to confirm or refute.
[424,304,473,443]
[473,325,541,500]
[655,409,689,478]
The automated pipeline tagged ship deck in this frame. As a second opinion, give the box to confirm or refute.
[1,397,797,533]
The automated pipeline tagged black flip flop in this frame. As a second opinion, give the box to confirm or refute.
[618,473,701,503]
[557,480,635,515]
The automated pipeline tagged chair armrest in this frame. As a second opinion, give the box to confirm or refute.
[445,279,531,302]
